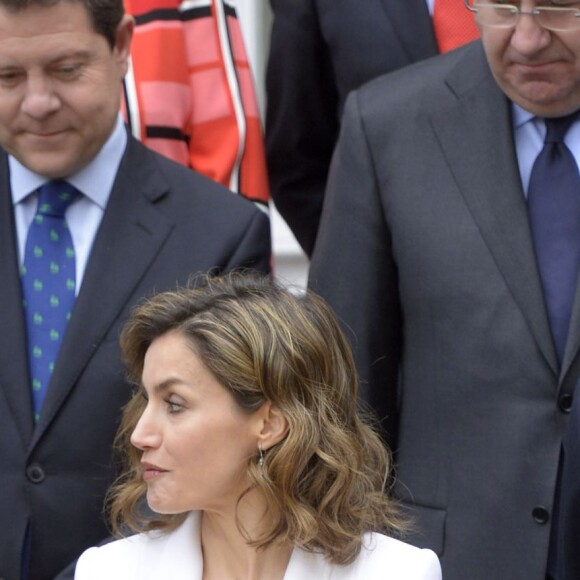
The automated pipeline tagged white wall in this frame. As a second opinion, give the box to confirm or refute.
[236,1,309,292]
[235,1,271,117]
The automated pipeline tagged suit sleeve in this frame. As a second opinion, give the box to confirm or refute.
[416,550,443,580]
[265,0,339,256]
[308,90,402,446]
[224,209,272,275]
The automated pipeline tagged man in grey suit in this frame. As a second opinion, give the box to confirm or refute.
[0,0,270,578]
[309,1,580,579]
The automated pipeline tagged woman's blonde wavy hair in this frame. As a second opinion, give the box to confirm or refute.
[108,272,406,565]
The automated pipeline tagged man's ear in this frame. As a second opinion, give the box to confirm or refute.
[258,401,289,451]
[114,14,135,75]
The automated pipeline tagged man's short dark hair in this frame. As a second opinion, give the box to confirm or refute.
[0,0,124,48]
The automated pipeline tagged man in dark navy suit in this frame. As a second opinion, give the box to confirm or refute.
[556,390,580,580]
[0,0,270,578]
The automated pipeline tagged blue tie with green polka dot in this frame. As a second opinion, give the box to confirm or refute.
[21,180,79,422]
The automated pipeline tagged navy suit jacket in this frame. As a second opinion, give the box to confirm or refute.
[0,135,270,580]
[265,0,438,255]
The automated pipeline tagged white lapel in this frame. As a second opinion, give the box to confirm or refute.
[137,511,203,579]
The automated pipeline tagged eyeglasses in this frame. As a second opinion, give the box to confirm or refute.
[464,0,580,31]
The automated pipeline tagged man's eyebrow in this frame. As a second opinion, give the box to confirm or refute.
[0,50,94,71]
[46,49,93,65]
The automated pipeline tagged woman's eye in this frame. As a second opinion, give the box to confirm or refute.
[166,399,183,414]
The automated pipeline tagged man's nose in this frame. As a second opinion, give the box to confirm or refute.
[509,10,552,56]
[20,76,60,118]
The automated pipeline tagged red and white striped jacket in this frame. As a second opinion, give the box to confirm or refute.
[122,0,269,207]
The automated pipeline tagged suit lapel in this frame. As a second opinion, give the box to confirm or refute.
[430,43,558,375]
[0,155,35,444]
[142,512,203,579]
[32,139,175,445]
[379,0,438,62]
[562,274,580,378]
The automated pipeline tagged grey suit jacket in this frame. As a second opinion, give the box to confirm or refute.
[309,41,576,580]
[0,136,271,580]
[266,0,438,255]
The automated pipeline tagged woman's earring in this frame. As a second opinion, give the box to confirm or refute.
[258,441,265,467]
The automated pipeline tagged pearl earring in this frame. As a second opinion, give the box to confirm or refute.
[258,441,265,467]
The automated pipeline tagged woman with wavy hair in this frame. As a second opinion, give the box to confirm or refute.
[75,273,440,579]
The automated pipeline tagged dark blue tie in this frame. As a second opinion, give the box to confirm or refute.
[21,181,79,422]
[528,113,580,363]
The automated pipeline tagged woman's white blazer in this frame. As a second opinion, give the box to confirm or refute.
[75,512,441,579]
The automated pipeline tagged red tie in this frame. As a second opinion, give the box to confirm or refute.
[433,0,480,53]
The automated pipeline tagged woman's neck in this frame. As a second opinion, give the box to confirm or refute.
[200,493,292,580]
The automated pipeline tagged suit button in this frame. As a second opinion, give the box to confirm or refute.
[26,464,45,483]
[559,393,573,413]
[532,506,549,525]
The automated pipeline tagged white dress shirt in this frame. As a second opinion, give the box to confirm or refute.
[10,115,127,294]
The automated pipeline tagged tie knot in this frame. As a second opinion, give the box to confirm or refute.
[37,180,80,218]
[544,111,579,144]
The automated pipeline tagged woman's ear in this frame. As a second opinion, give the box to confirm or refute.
[258,401,289,450]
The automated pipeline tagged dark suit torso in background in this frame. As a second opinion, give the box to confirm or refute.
[0,136,271,580]
[265,0,438,256]
[556,389,580,580]
[309,42,573,580]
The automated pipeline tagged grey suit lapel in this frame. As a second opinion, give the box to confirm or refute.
[32,139,175,444]
[379,0,438,62]
[0,156,35,444]
[562,269,580,378]
[430,43,558,375]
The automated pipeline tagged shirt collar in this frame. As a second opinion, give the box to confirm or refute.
[512,102,580,132]
[10,114,127,208]
[511,102,535,131]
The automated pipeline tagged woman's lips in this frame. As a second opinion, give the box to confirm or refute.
[141,462,168,481]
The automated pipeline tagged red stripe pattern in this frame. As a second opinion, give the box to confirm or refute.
[122,0,269,205]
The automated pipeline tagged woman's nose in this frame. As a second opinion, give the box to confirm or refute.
[130,408,162,450]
